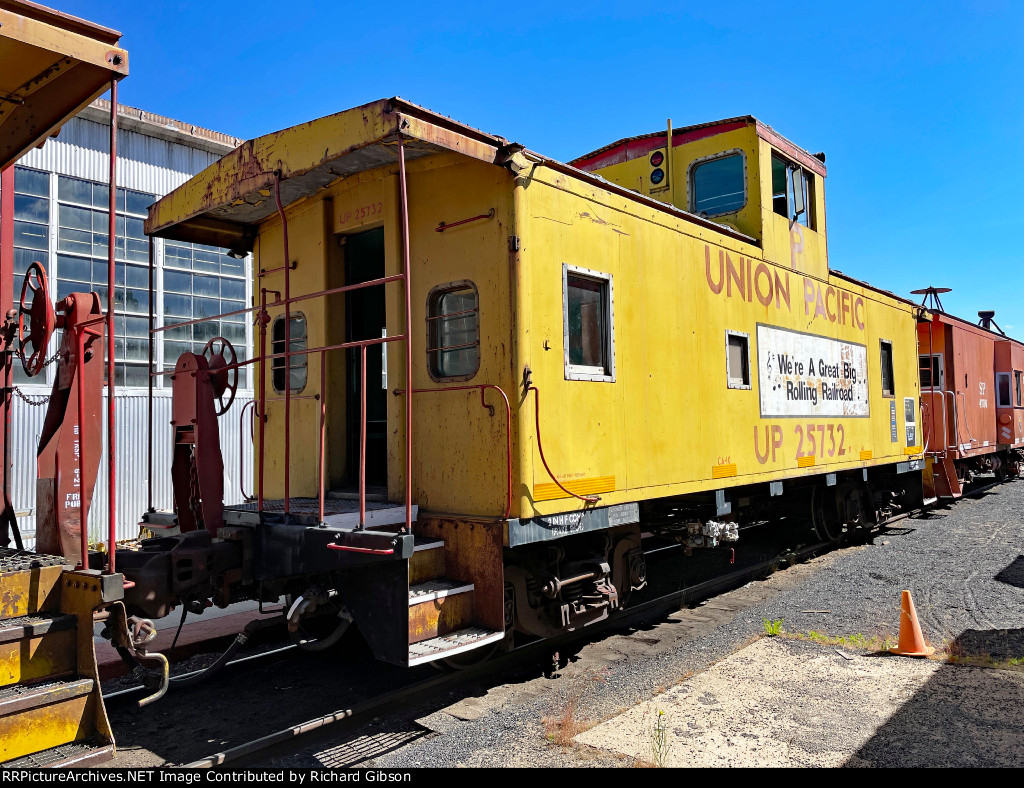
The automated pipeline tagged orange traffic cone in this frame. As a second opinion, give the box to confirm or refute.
[889,590,935,657]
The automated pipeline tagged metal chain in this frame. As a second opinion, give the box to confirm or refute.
[11,386,52,407]
[6,350,62,407]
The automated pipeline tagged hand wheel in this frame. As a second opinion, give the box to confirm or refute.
[202,336,238,415]
[17,262,56,377]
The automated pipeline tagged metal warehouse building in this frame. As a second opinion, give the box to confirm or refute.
[6,99,254,547]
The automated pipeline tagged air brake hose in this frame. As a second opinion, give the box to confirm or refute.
[170,615,285,688]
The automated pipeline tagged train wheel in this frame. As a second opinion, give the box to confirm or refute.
[811,486,844,543]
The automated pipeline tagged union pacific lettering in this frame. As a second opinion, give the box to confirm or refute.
[704,245,865,331]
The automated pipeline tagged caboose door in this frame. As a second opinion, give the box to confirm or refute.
[344,227,388,488]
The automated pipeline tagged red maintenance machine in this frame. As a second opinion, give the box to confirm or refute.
[915,288,1024,499]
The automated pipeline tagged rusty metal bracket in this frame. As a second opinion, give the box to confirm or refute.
[435,208,494,233]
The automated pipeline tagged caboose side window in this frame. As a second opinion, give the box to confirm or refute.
[997,373,1012,408]
[563,265,615,382]
[880,340,895,398]
[726,331,751,390]
[689,151,746,217]
[427,282,479,380]
[272,313,308,393]
[1016,371,1023,407]
[771,154,815,229]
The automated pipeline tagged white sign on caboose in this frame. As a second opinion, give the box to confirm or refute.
[756,324,869,418]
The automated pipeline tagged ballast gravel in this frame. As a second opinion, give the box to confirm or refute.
[325,479,1024,769]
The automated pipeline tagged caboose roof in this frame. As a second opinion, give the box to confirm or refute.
[569,116,827,179]
[144,97,757,252]
[0,0,129,170]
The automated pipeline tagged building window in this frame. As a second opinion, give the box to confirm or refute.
[880,340,895,398]
[689,151,746,217]
[426,282,479,380]
[272,313,307,393]
[12,167,50,384]
[997,373,1012,408]
[771,154,814,229]
[726,331,751,389]
[163,240,248,386]
[54,173,155,386]
[10,170,252,392]
[563,264,614,382]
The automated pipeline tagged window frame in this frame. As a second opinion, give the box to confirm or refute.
[687,148,748,219]
[918,353,944,391]
[425,279,481,383]
[996,372,1012,408]
[880,339,895,398]
[1016,370,1023,408]
[771,152,816,230]
[562,264,615,383]
[725,330,751,390]
[271,312,308,394]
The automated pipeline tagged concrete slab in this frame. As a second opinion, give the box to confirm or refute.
[575,637,1024,767]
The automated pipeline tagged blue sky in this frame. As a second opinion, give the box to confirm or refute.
[65,1,1023,332]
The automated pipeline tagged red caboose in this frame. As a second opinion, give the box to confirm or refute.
[993,328,1024,459]
[918,303,1015,498]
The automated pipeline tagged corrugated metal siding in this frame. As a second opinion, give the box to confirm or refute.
[12,393,254,548]
[17,117,224,195]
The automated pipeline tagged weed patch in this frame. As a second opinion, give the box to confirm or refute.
[541,668,607,746]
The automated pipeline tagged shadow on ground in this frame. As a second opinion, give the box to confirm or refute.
[996,556,1024,589]
[848,628,1024,768]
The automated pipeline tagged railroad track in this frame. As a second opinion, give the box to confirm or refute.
[112,482,1005,767]
[181,534,837,768]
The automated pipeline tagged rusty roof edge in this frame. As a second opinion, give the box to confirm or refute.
[0,0,121,44]
[569,115,827,179]
[145,99,403,237]
[753,120,826,178]
[570,116,756,165]
[146,97,761,249]
[386,97,511,148]
[923,307,1024,345]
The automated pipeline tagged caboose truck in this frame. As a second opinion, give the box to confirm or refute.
[103,99,927,672]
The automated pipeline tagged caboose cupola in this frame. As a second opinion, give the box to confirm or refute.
[571,116,829,281]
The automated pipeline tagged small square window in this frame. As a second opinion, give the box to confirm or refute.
[880,340,895,398]
[726,331,750,390]
[563,265,614,382]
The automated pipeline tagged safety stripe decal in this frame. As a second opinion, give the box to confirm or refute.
[533,475,616,502]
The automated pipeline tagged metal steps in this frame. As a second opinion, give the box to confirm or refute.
[405,534,503,665]
[409,578,474,606]
[0,558,117,767]
[408,627,505,667]
[0,678,97,762]
[1,740,114,769]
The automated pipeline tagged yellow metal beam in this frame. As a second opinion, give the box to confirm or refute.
[0,0,128,170]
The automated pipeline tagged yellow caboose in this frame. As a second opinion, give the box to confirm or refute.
[137,98,924,666]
